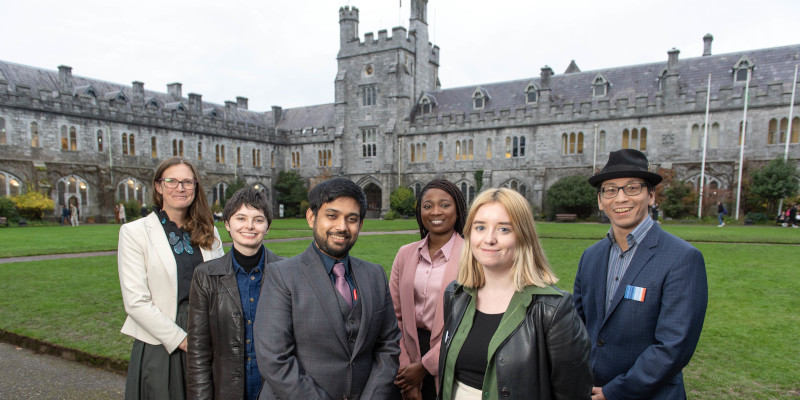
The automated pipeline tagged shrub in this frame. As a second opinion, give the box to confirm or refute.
[390,186,415,217]
[745,212,768,223]
[124,200,141,221]
[661,181,697,219]
[545,175,596,218]
[0,197,19,221]
[12,191,55,220]
[383,209,400,220]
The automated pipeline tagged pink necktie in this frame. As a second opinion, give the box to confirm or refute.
[333,262,353,308]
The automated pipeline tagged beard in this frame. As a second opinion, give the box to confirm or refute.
[314,229,356,259]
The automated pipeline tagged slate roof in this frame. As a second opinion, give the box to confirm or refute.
[273,103,335,131]
[417,44,800,119]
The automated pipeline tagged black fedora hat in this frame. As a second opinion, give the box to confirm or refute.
[588,149,662,187]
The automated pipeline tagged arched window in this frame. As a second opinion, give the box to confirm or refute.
[212,182,228,206]
[598,130,606,154]
[455,141,462,161]
[56,175,89,209]
[420,97,431,115]
[592,75,608,97]
[122,133,129,155]
[691,124,701,149]
[468,140,473,160]
[459,181,476,204]
[486,138,492,159]
[197,141,203,160]
[505,137,512,158]
[61,126,69,150]
[30,122,39,147]
[525,83,538,103]
[69,126,77,150]
[151,137,157,158]
[569,133,576,154]
[709,123,720,148]
[410,143,416,163]
[0,117,7,145]
[473,92,484,109]
[622,127,646,150]
[271,151,275,167]
[0,170,23,196]
[502,179,528,198]
[117,177,146,203]
[96,130,104,152]
[237,146,242,165]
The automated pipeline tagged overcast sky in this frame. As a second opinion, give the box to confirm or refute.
[1,0,798,111]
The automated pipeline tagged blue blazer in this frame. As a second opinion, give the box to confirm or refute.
[573,223,708,400]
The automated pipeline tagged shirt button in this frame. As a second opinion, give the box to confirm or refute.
[247,320,252,325]
[255,269,259,272]
[251,276,255,281]
[247,357,251,361]
[246,339,251,344]
[598,339,605,347]
[250,298,254,302]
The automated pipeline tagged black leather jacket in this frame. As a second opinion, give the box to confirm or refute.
[438,282,593,400]
[186,248,283,400]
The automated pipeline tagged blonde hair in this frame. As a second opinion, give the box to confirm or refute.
[457,188,558,291]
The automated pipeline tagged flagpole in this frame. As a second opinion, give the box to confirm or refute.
[735,68,751,221]
[777,64,798,217]
[698,74,711,218]
[593,123,598,173]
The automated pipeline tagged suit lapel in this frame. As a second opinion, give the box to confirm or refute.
[602,225,660,327]
[351,257,372,356]
[146,213,178,291]
[299,246,349,349]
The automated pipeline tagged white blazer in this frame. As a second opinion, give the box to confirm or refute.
[118,212,224,353]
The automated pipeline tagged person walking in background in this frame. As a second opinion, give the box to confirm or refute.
[115,204,121,224]
[187,188,284,400]
[119,202,127,224]
[70,203,79,226]
[438,188,592,400]
[790,204,798,228]
[255,177,400,400]
[61,205,70,226]
[389,179,467,400]
[118,156,224,400]
[574,149,708,400]
[717,201,726,227]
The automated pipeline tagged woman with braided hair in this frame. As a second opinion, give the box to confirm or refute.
[390,179,468,400]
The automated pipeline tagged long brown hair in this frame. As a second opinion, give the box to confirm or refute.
[152,157,217,250]
[457,188,558,290]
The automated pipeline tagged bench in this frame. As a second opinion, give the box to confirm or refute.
[0,217,7,227]
[555,213,577,222]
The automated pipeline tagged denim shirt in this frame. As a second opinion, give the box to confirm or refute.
[232,248,265,400]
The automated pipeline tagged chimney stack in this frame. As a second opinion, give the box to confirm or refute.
[58,65,73,93]
[236,96,249,110]
[667,48,680,71]
[540,66,554,89]
[132,81,145,104]
[167,82,182,100]
[272,106,283,125]
[703,34,713,56]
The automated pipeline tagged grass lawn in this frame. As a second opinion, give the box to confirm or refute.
[0,226,798,398]
[1,219,797,258]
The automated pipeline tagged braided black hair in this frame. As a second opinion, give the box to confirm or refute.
[415,179,467,239]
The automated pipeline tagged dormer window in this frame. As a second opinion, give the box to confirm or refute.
[592,75,609,97]
[525,82,539,103]
[472,88,489,110]
[420,97,432,115]
[733,57,753,84]
[146,98,160,110]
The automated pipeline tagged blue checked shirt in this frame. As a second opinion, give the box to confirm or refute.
[605,216,655,309]
[232,249,265,400]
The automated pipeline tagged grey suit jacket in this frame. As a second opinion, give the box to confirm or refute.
[255,243,401,400]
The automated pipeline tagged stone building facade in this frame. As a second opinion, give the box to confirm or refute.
[1,0,798,221]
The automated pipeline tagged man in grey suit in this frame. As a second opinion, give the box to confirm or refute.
[255,177,401,399]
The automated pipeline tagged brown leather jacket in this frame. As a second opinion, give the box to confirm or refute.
[186,248,283,400]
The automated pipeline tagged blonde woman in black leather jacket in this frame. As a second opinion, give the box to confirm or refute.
[437,188,592,400]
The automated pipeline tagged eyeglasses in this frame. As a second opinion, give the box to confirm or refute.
[158,178,197,189]
[598,182,647,199]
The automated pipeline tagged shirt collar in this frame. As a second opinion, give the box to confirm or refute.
[606,215,655,249]
[232,246,266,275]
[312,241,351,275]
[417,230,459,261]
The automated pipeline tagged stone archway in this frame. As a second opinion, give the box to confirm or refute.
[363,182,382,219]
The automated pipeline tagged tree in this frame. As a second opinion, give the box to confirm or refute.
[747,158,800,215]
[12,191,55,220]
[390,186,415,217]
[661,181,697,219]
[0,197,19,221]
[545,175,596,218]
[474,170,484,193]
[274,170,307,217]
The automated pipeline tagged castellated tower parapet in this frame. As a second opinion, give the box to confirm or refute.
[339,6,359,48]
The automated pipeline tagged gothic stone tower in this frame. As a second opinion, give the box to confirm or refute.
[334,2,440,217]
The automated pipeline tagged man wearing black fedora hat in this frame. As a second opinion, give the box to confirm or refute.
[573,149,708,400]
